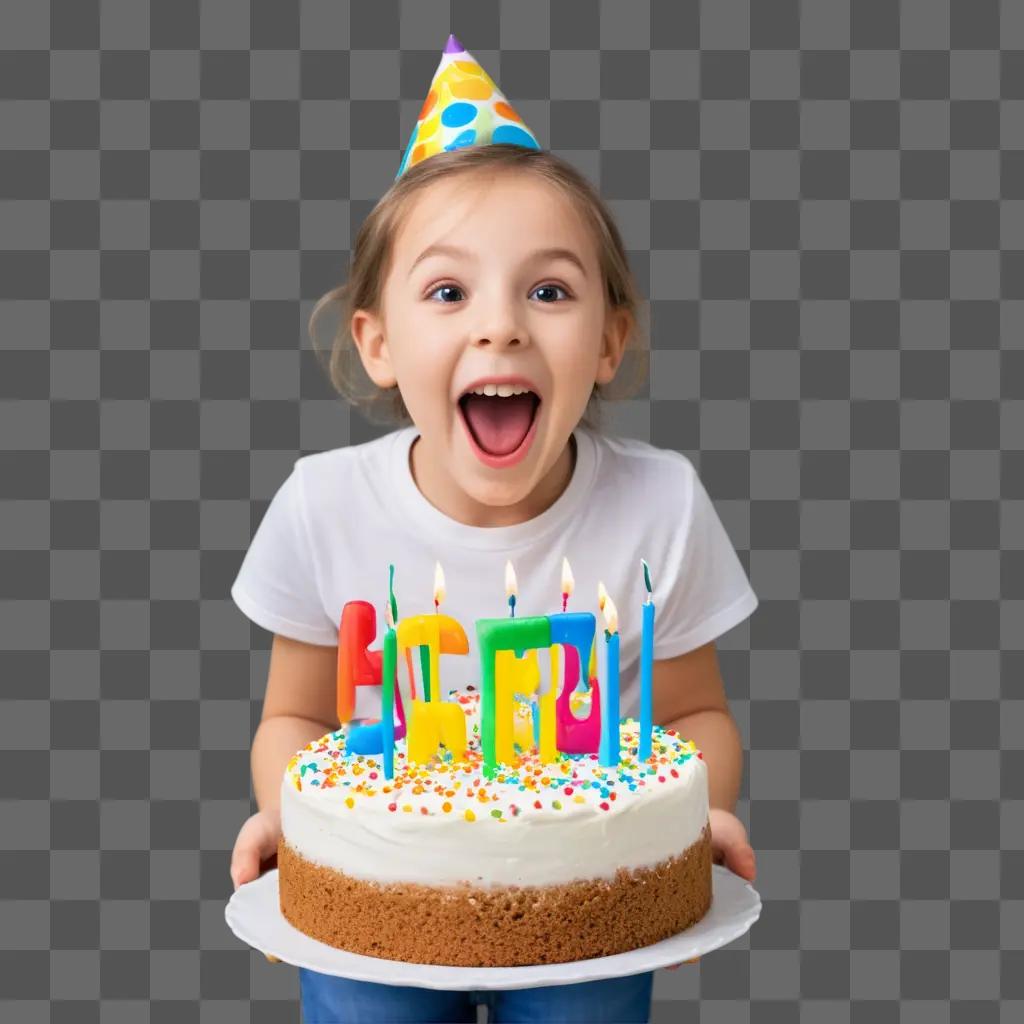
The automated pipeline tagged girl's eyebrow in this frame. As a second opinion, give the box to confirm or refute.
[409,244,587,279]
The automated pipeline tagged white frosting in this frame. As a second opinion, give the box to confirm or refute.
[280,691,709,889]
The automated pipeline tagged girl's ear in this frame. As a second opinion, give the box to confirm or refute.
[350,309,398,389]
[595,308,632,386]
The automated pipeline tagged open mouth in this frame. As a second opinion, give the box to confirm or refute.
[457,383,542,467]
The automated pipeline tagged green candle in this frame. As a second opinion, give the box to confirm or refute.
[477,615,550,779]
[382,616,396,780]
[388,563,398,623]
[383,565,398,779]
[419,645,431,702]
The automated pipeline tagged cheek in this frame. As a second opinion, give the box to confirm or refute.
[547,314,603,377]
[390,329,456,419]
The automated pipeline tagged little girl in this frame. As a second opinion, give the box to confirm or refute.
[230,38,757,1024]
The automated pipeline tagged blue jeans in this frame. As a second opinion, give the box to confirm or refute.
[299,967,654,1023]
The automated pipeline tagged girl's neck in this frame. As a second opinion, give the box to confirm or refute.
[408,432,577,529]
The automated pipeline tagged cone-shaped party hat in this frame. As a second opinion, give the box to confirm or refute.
[395,33,542,180]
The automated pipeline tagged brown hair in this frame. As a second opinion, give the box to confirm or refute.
[308,144,649,428]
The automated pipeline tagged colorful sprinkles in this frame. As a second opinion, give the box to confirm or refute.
[285,691,701,824]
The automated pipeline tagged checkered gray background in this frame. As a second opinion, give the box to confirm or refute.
[1,0,1019,1020]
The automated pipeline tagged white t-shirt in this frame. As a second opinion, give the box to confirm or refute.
[231,426,758,720]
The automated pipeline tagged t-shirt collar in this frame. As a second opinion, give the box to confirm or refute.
[386,425,599,551]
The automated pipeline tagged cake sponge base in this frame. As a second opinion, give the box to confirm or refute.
[278,822,712,968]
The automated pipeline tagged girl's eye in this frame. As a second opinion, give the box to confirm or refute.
[427,284,464,303]
[530,283,570,303]
[424,283,572,304]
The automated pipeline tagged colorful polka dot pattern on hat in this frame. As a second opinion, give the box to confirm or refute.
[395,33,542,180]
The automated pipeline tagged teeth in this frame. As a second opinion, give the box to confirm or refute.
[465,384,533,398]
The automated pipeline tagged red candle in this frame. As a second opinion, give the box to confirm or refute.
[336,600,383,724]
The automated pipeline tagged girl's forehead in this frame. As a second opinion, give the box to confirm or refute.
[393,173,593,264]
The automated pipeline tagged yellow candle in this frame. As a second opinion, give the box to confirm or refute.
[398,582,469,764]
[591,580,608,682]
[396,613,467,702]
[495,648,540,766]
[407,699,468,764]
[512,704,534,750]
[539,648,558,762]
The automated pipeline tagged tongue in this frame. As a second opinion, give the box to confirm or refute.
[461,394,536,457]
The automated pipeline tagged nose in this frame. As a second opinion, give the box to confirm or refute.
[468,319,524,352]
[470,297,529,350]
[472,332,524,350]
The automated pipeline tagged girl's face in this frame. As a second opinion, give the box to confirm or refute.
[353,172,629,514]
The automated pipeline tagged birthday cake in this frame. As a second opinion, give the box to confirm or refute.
[278,688,712,967]
[250,29,720,967]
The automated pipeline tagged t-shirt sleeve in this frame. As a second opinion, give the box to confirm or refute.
[653,457,758,659]
[230,463,339,646]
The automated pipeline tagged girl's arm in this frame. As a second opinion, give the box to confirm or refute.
[651,641,742,813]
[251,634,340,813]
[231,634,338,889]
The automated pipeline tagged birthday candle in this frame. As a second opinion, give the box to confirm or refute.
[550,610,600,755]
[336,601,383,724]
[597,580,609,752]
[539,647,557,761]
[551,557,599,753]
[598,585,620,768]
[396,564,468,762]
[398,604,469,762]
[505,560,517,618]
[544,557,576,761]
[552,557,568,759]
[407,698,468,764]
[569,552,598,688]
[593,580,610,684]
[639,559,655,762]
[381,599,397,780]
[477,615,551,780]
[422,562,446,701]
[496,560,533,762]
[494,647,540,765]
[346,567,408,760]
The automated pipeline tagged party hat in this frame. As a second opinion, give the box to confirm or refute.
[395,33,542,180]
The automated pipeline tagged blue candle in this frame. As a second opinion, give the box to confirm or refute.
[640,559,655,761]
[598,586,620,767]
[550,610,600,751]
[548,612,595,680]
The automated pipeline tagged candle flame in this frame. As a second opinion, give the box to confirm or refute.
[601,591,619,635]
[384,600,395,630]
[641,558,653,602]
[505,559,518,599]
[433,562,446,608]
[561,557,574,597]
[597,579,608,612]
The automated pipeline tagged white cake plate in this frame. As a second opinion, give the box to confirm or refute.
[225,865,761,991]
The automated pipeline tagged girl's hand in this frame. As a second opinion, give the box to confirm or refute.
[665,808,757,970]
[230,808,282,891]
[707,806,757,882]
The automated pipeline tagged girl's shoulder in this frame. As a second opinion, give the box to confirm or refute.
[587,428,698,496]
[286,427,414,531]
[294,426,413,485]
